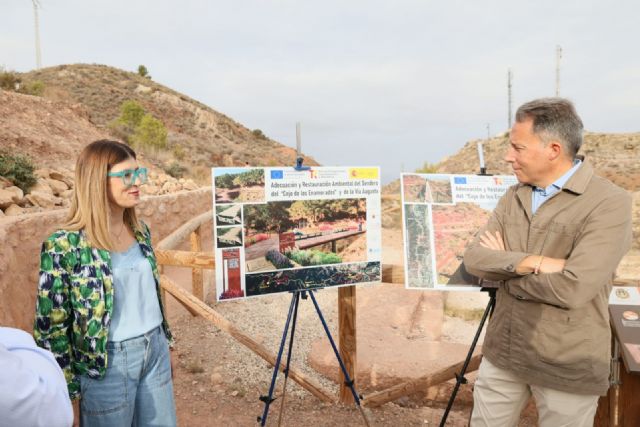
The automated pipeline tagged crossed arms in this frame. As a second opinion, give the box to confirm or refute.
[463,188,632,309]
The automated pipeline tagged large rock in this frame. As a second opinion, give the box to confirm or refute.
[4,204,24,216]
[51,171,74,188]
[26,191,61,208]
[30,179,54,195]
[60,189,74,199]
[35,168,52,179]
[0,176,13,189]
[46,178,69,196]
[0,189,14,209]
[0,186,25,209]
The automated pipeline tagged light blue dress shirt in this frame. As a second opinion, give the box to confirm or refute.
[531,159,582,214]
[109,242,163,342]
[0,327,73,427]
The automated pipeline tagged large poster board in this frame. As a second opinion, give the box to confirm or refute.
[213,167,382,301]
[401,173,517,291]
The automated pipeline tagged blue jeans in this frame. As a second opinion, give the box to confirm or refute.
[80,326,177,427]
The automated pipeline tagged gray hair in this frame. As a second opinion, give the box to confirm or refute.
[515,97,584,158]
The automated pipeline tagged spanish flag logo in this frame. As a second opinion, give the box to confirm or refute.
[348,168,378,179]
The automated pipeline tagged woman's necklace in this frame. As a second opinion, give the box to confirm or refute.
[113,222,126,241]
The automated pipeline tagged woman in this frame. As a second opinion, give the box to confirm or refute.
[34,140,177,426]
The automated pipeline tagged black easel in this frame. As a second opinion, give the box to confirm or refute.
[257,288,370,426]
[257,151,370,426]
[439,144,495,427]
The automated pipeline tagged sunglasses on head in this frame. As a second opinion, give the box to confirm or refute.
[107,167,148,187]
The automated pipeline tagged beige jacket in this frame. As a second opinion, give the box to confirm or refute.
[464,160,632,395]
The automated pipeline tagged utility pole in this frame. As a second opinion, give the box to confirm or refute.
[507,68,513,129]
[555,45,562,96]
[32,0,42,69]
[486,123,491,140]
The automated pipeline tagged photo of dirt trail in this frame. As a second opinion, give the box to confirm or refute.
[425,176,453,204]
[432,203,491,285]
[214,168,265,204]
[402,174,427,202]
[404,204,435,288]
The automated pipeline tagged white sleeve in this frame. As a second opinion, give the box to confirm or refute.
[0,327,73,427]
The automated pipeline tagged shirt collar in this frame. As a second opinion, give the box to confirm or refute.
[534,158,582,194]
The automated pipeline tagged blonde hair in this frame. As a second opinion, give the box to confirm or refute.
[64,140,142,251]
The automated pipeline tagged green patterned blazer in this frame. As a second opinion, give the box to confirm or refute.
[33,222,173,400]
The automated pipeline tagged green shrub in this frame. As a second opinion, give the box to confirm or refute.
[20,80,45,96]
[131,114,167,149]
[0,69,21,91]
[266,249,293,269]
[285,249,342,266]
[252,129,266,139]
[137,65,151,79]
[172,144,186,160]
[117,100,146,129]
[0,151,37,193]
[164,162,187,178]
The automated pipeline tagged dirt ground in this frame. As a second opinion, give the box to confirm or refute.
[163,228,539,426]
[170,314,474,427]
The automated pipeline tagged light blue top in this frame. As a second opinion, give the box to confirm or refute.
[531,159,582,214]
[109,242,163,342]
[0,327,73,427]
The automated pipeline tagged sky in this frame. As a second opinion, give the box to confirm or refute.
[2,0,639,183]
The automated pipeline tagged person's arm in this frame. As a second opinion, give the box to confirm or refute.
[0,327,73,427]
[33,235,81,401]
[506,191,632,309]
[463,187,532,281]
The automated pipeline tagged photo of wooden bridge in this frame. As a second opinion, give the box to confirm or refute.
[243,199,368,273]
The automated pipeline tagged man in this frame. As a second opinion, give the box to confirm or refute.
[463,98,632,427]
[0,326,73,426]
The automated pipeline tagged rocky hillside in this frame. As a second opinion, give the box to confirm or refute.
[0,90,202,217]
[382,131,640,252]
[438,132,640,191]
[18,64,318,180]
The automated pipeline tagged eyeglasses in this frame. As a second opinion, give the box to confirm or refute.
[107,168,148,187]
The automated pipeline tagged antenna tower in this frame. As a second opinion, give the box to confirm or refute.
[555,45,562,96]
[507,68,513,128]
[32,0,42,69]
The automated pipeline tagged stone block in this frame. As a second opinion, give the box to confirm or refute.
[27,191,61,208]
[31,179,53,195]
[4,204,24,216]
[46,178,69,196]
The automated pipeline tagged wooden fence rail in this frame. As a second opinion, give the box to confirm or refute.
[154,209,491,408]
[160,274,335,403]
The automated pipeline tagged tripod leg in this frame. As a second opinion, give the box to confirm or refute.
[260,291,298,426]
[278,292,301,427]
[308,291,372,427]
[439,293,495,427]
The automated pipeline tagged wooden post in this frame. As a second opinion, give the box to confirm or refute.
[338,285,357,404]
[190,227,204,300]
